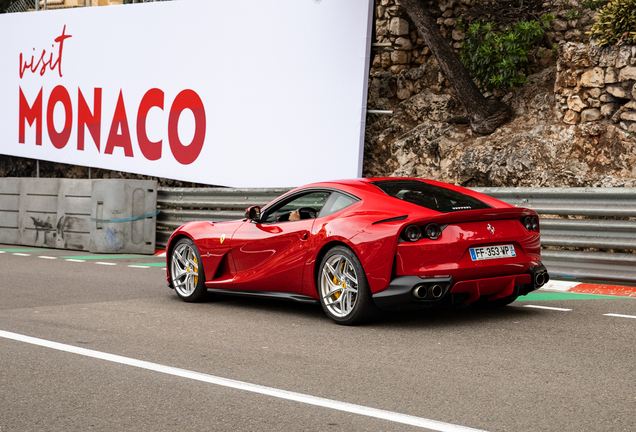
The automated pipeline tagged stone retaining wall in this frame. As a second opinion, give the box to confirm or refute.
[370,0,597,88]
[556,42,636,134]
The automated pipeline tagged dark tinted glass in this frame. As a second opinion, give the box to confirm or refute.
[371,180,491,213]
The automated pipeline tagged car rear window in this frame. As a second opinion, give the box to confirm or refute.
[371,180,491,213]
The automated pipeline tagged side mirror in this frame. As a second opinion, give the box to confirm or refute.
[245,205,261,222]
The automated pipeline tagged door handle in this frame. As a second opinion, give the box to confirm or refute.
[300,232,308,241]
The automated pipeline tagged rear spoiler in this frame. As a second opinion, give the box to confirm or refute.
[448,207,536,223]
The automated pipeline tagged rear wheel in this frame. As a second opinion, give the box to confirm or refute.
[472,293,519,308]
[170,238,207,302]
[488,294,518,307]
[317,246,376,325]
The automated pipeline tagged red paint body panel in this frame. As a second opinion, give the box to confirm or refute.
[451,274,532,303]
[165,178,544,305]
[229,219,313,292]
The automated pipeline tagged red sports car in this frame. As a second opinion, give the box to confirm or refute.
[166,178,548,325]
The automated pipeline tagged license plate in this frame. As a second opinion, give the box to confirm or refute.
[469,245,516,261]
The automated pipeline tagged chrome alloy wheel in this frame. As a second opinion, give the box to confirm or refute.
[319,253,359,318]
[171,241,200,298]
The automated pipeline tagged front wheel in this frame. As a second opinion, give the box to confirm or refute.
[317,246,377,325]
[170,238,207,302]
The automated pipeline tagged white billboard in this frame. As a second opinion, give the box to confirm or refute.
[0,0,373,187]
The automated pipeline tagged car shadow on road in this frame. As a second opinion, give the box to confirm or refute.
[165,290,538,328]
[376,304,538,329]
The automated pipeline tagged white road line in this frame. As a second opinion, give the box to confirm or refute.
[13,253,31,256]
[0,330,487,432]
[0,251,5,253]
[95,262,117,266]
[65,259,86,263]
[604,313,636,320]
[127,265,149,269]
[38,256,58,260]
[524,305,572,311]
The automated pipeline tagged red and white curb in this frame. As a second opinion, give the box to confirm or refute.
[154,250,166,257]
[542,280,636,298]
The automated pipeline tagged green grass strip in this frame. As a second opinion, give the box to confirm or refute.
[518,292,625,301]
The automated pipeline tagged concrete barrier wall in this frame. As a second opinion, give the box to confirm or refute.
[0,178,157,254]
[90,179,157,254]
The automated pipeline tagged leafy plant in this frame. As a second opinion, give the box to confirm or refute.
[458,15,554,92]
[581,0,606,10]
[566,9,579,20]
[587,0,636,46]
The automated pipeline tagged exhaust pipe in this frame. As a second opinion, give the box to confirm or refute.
[412,284,445,300]
[413,285,427,299]
[430,285,443,299]
[521,265,550,295]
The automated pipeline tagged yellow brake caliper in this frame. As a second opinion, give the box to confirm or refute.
[193,256,198,285]
[333,261,346,300]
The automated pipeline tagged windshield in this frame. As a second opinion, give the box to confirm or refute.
[371,180,491,213]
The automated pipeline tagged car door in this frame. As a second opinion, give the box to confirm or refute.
[230,191,331,292]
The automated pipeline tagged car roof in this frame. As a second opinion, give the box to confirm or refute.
[290,178,510,212]
[296,177,430,197]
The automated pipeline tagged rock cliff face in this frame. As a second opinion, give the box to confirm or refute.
[363,0,636,187]
[364,63,636,187]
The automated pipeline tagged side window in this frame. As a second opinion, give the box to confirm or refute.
[263,191,331,223]
[319,192,359,218]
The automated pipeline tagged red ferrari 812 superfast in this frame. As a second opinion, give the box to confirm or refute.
[166,178,548,325]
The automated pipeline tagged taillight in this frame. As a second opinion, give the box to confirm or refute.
[401,223,445,242]
[522,216,539,232]
[403,225,421,242]
[424,223,442,240]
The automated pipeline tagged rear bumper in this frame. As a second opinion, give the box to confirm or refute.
[372,265,548,310]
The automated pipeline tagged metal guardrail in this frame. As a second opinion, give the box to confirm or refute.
[156,187,289,248]
[472,187,636,283]
[157,186,636,284]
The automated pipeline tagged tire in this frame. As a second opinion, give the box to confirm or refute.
[317,246,377,325]
[170,237,207,302]
[487,294,518,307]
[472,293,519,308]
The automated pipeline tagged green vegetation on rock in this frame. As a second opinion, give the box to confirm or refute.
[587,0,636,46]
[459,15,554,92]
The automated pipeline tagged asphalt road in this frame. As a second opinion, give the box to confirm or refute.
[1,244,635,432]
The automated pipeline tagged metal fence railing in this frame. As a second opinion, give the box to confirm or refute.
[472,187,636,284]
[3,0,171,13]
[157,186,636,284]
[5,0,32,13]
